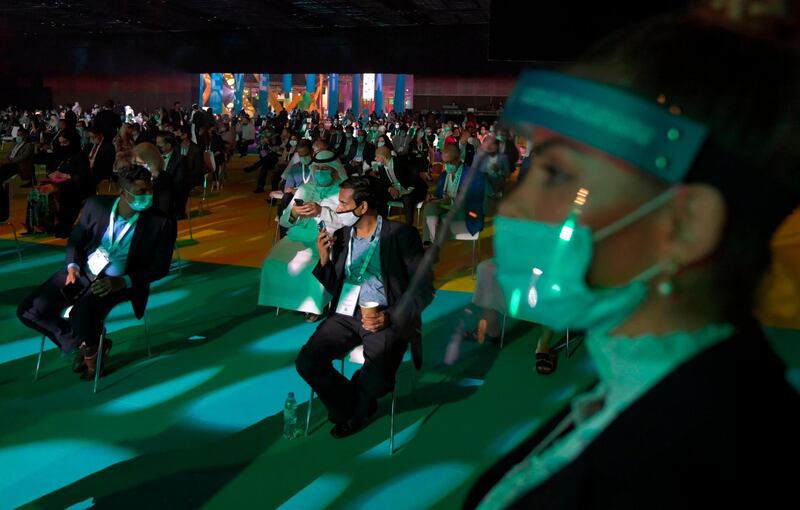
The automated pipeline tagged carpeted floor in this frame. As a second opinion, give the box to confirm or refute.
[0,155,798,509]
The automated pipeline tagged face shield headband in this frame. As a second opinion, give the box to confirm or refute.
[502,70,708,183]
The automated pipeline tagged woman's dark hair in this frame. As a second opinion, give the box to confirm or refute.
[572,15,800,318]
[340,176,384,210]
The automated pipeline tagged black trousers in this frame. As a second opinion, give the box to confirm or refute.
[295,312,408,424]
[394,189,427,225]
[17,268,132,353]
[237,139,254,156]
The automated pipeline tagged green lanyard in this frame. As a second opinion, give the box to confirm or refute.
[345,216,382,283]
[107,197,139,255]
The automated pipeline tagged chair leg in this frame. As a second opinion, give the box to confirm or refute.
[565,329,571,359]
[9,221,22,262]
[471,239,477,279]
[173,241,183,274]
[390,385,397,455]
[305,389,314,436]
[500,313,507,350]
[187,197,194,241]
[275,306,280,316]
[34,335,45,381]
[340,358,345,374]
[144,313,152,357]
[93,328,106,394]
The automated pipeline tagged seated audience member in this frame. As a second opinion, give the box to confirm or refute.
[1,127,35,186]
[372,146,428,225]
[422,143,486,247]
[1,127,34,221]
[337,126,356,159]
[375,134,394,153]
[296,176,434,438]
[259,150,349,322]
[465,16,800,509]
[84,125,116,187]
[474,134,511,198]
[17,164,176,380]
[26,129,93,238]
[344,129,375,175]
[245,136,282,193]
[236,115,256,157]
[173,124,206,219]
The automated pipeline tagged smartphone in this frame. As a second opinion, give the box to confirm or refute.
[61,280,88,303]
[294,198,305,206]
[318,220,326,232]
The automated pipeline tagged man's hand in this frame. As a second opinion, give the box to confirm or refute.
[316,230,335,266]
[66,266,80,286]
[293,202,321,218]
[362,311,390,333]
[388,187,401,199]
[91,277,127,297]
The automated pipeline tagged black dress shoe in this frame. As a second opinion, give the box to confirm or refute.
[72,349,87,373]
[330,399,378,439]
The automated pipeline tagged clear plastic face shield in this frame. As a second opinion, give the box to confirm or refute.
[489,70,708,332]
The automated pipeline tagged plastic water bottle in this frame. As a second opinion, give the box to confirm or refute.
[283,392,298,439]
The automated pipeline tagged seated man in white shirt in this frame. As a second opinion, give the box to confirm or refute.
[258,150,349,322]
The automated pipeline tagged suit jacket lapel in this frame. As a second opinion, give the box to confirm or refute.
[379,220,393,298]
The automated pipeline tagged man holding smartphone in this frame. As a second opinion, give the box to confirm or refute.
[296,176,435,438]
[17,164,176,380]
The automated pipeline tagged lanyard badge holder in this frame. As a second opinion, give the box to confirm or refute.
[336,220,382,317]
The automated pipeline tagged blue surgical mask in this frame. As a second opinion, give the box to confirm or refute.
[124,190,153,211]
[493,189,675,333]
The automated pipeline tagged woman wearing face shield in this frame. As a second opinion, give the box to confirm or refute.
[258,150,350,322]
[466,15,800,510]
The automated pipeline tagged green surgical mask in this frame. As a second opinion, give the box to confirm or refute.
[124,189,153,212]
[493,189,675,333]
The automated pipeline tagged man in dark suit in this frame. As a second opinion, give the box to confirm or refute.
[84,126,116,187]
[17,164,176,379]
[328,126,345,154]
[296,176,434,438]
[169,101,185,129]
[344,129,376,175]
[173,124,206,219]
[93,100,122,141]
[372,146,428,225]
[132,140,176,220]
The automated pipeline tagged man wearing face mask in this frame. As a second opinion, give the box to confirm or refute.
[17,164,176,380]
[84,126,116,188]
[172,125,205,220]
[338,126,355,159]
[345,129,375,175]
[296,175,434,438]
[329,126,345,154]
[422,143,486,247]
[259,150,349,322]
[372,146,427,225]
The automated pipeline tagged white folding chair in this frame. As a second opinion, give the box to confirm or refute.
[387,200,424,227]
[305,344,415,455]
[454,231,481,279]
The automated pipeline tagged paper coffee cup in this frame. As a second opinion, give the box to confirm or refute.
[360,301,380,318]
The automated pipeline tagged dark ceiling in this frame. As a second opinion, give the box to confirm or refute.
[0,0,490,36]
[0,0,505,75]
